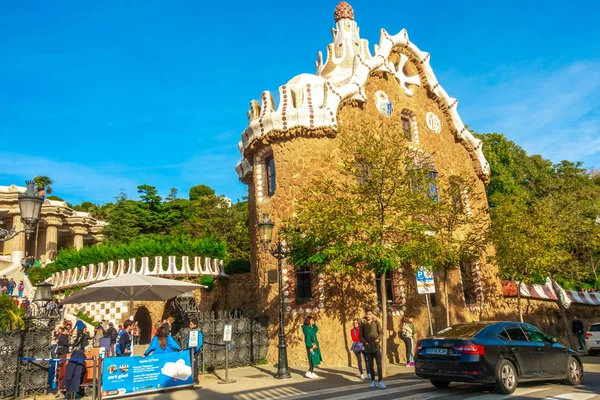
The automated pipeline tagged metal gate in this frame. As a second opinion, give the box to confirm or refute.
[174,310,269,370]
[0,319,54,399]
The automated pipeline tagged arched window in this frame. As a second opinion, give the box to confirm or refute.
[265,156,276,196]
[296,266,312,304]
[401,109,418,142]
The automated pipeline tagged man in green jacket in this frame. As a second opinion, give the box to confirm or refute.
[359,308,386,389]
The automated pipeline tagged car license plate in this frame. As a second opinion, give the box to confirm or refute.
[426,348,447,355]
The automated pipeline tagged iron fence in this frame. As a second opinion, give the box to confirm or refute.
[174,310,269,370]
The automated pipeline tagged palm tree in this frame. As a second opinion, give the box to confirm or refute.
[33,176,53,196]
[32,176,53,261]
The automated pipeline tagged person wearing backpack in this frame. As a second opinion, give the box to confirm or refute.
[350,318,369,379]
[104,322,118,356]
[360,308,385,389]
[401,315,416,367]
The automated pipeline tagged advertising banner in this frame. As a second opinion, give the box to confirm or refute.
[101,350,193,398]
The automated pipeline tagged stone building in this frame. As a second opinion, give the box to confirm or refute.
[236,2,502,366]
[0,184,105,266]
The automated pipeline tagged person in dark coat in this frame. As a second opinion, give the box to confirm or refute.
[61,328,90,397]
[301,315,322,379]
[360,308,385,389]
[572,316,586,351]
[104,322,118,356]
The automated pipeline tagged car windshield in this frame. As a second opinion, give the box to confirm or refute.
[434,324,487,338]
[590,325,600,332]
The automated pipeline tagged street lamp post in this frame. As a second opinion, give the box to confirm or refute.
[0,180,45,242]
[258,213,291,379]
[31,282,58,318]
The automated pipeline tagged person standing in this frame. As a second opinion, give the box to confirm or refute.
[360,308,385,389]
[350,318,369,379]
[142,326,181,357]
[21,297,30,313]
[301,315,322,379]
[61,328,89,397]
[7,278,15,296]
[93,323,105,348]
[104,322,118,356]
[17,280,24,298]
[401,315,416,367]
[572,316,586,351]
[116,320,133,357]
[187,319,203,384]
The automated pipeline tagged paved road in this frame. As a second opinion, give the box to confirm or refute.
[136,356,600,400]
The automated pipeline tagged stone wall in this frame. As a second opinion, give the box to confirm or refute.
[492,297,600,346]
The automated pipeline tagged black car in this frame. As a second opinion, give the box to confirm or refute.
[415,321,583,394]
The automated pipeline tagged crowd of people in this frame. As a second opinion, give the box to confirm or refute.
[0,275,25,298]
[302,308,416,389]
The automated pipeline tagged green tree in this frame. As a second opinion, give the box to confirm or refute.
[166,188,178,202]
[428,175,488,327]
[103,190,141,244]
[286,108,435,376]
[189,184,215,200]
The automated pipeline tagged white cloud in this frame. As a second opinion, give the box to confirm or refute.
[442,61,600,165]
[0,152,139,203]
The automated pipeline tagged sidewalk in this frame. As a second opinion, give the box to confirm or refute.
[135,363,417,400]
[22,363,416,400]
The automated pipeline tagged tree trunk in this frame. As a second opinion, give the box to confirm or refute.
[517,281,523,323]
[550,278,577,350]
[379,272,387,378]
[444,271,450,327]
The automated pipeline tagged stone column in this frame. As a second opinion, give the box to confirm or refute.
[74,234,84,250]
[72,226,87,251]
[44,217,62,262]
[93,234,105,244]
[10,213,25,266]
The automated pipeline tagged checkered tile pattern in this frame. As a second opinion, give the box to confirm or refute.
[64,301,129,324]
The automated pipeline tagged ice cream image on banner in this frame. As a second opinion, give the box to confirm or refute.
[161,359,192,381]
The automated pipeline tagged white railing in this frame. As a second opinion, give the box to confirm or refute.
[47,256,226,291]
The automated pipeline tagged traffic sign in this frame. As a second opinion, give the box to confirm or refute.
[416,268,435,294]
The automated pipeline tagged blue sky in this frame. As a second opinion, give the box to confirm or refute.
[1,1,599,205]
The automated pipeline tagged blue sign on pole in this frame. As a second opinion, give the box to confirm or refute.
[101,350,193,398]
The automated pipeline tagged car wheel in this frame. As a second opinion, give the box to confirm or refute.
[564,356,583,386]
[430,380,451,389]
[494,359,517,395]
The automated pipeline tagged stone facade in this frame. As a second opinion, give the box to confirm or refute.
[0,184,105,266]
[236,2,503,367]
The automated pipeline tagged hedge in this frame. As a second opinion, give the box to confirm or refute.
[28,236,227,285]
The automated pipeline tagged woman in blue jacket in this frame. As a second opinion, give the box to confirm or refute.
[142,326,181,357]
